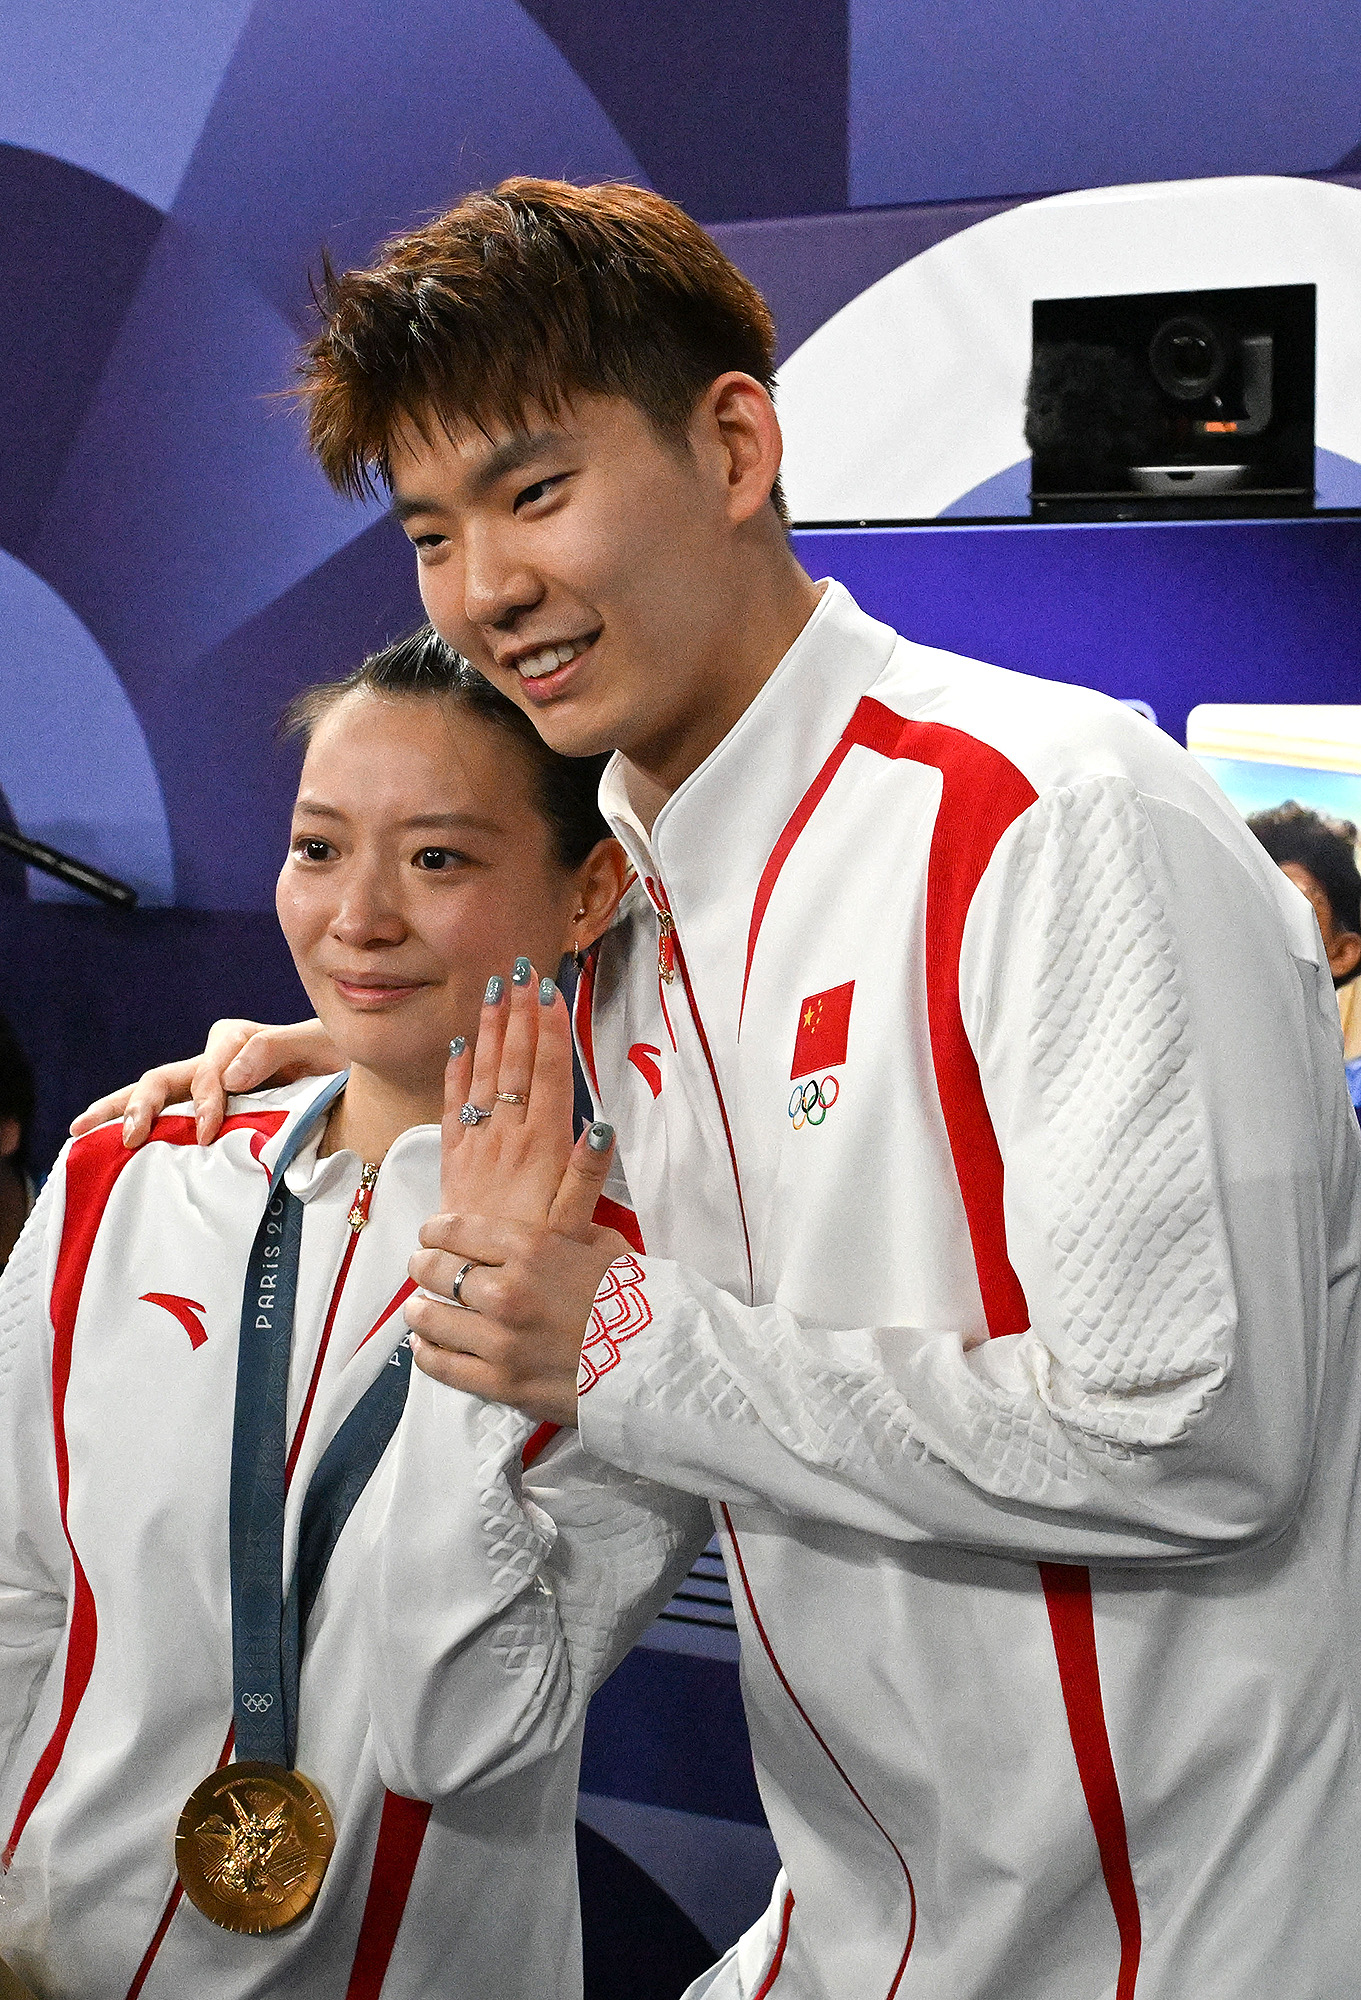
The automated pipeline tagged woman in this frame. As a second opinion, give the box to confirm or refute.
[0,629,706,1998]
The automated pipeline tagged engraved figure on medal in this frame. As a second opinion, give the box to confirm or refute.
[176,1764,335,1934]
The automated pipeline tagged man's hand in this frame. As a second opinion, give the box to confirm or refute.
[406,963,622,1425]
[69,1017,341,1148]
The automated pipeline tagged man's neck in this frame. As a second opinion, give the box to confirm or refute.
[625,558,825,833]
[318,1066,444,1164]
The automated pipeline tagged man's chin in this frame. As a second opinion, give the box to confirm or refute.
[517,698,623,762]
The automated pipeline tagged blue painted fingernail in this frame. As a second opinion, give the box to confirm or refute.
[484,976,504,1005]
[449,1036,466,1059]
[539,976,557,1006]
[512,956,532,986]
[587,1121,614,1153]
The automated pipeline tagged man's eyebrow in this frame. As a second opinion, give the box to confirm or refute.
[389,429,565,520]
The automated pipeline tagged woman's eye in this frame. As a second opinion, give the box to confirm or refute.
[294,838,334,863]
[414,847,463,871]
[412,532,446,551]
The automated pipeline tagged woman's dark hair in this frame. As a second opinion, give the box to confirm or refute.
[0,1010,34,1176]
[1249,801,1361,983]
[281,625,609,868]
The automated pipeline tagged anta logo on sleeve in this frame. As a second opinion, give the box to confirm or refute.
[788,980,853,1130]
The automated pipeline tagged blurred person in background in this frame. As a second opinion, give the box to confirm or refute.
[1249,802,1361,1112]
[0,1014,34,1272]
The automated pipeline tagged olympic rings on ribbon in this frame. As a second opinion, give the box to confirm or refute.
[787,1074,840,1129]
[240,1691,274,1714]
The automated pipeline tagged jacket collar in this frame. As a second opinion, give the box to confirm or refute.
[598,579,898,919]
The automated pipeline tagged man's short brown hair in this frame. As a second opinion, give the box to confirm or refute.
[297,177,785,519]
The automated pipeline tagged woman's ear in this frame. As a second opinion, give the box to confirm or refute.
[568,839,632,955]
[1329,930,1361,984]
[0,1117,20,1162]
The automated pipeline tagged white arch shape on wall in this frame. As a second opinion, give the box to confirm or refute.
[777,175,1361,521]
[0,550,175,903]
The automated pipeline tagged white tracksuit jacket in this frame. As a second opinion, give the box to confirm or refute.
[564,581,1361,2000]
[0,1085,707,1999]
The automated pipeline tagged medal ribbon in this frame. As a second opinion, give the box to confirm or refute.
[229,1076,412,1767]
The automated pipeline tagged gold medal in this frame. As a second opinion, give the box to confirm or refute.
[175,1762,334,1934]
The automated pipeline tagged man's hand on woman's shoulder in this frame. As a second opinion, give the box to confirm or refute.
[70,1017,340,1148]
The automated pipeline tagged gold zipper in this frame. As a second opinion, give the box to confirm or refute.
[657,908,676,984]
[347,1160,380,1233]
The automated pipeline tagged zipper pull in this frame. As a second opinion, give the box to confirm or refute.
[347,1160,380,1233]
[657,909,676,985]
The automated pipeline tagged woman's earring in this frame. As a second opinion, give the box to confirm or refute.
[571,906,587,971]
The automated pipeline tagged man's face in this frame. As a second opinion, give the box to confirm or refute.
[389,393,753,785]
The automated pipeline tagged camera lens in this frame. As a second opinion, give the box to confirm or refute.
[1148,315,1227,401]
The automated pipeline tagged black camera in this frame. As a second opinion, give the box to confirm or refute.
[1026,283,1315,516]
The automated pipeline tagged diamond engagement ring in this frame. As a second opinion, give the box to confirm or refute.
[458,1102,494,1126]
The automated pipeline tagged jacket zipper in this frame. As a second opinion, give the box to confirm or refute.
[284,1161,380,1487]
[642,871,754,1299]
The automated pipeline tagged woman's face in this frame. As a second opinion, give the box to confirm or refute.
[276,690,596,1093]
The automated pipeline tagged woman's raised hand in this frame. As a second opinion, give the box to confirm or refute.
[437,960,595,1227]
[69,1016,342,1148]
[406,961,625,1426]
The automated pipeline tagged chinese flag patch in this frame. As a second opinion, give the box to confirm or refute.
[791,980,854,1080]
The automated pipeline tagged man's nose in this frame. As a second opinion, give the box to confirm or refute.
[460,523,544,632]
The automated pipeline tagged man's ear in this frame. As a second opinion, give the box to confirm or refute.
[0,1117,20,1162]
[1329,930,1361,984]
[569,838,632,955]
[695,372,784,528]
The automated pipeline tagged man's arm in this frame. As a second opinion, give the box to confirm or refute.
[410,777,1351,1566]
[70,1018,340,1147]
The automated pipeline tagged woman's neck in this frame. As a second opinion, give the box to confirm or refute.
[317,1064,444,1164]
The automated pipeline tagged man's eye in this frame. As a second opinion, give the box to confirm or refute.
[411,532,447,551]
[513,475,562,512]
[295,838,334,863]
[414,848,464,871]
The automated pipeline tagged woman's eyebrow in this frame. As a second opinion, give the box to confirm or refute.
[400,811,505,834]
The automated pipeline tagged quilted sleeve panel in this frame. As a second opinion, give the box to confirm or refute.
[1000,779,1235,1446]
[580,776,1331,1563]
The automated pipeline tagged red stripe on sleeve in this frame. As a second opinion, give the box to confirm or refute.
[345,1790,433,1999]
[751,1887,795,1997]
[521,1422,560,1468]
[592,1193,645,1254]
[1039,1565,1142,1998]
[5,1126,134,1861]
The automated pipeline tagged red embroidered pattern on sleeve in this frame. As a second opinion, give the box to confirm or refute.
[578,1253,651,1394]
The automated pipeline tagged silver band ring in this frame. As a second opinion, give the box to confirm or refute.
[450,1259,478,1308]
[458,1102,494,1126]
[495,1091,528,1106]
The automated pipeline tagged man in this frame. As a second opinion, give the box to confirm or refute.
[90,180,1361,1997]
[1249,800,1361,1112]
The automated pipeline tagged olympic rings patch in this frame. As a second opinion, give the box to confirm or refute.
[240,1691,274,1714]
[787,1074,840,1129]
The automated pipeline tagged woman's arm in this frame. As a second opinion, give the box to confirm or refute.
[0,1177,72,1792]
[359,1382,709,1800]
